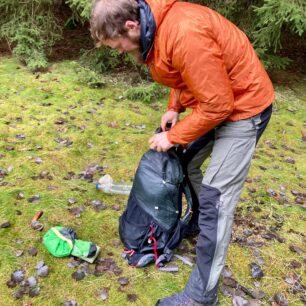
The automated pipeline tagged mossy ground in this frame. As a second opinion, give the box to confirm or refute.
[0,57,305,306]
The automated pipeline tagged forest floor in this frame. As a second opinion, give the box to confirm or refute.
[0,57,305,306]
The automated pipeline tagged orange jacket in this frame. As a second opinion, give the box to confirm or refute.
[145,0,275,145]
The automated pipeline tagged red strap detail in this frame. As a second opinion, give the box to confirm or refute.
[124,249,135,256]
[150,224,159,267]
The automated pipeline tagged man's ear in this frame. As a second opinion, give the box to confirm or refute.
[125,20,139,31]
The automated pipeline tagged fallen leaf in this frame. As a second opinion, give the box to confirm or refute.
[232,295,248,306]
[98,287,109,301]
[221,266,233,278]
[29,286,40,297]
[118,277,129,286]
[250,289,265,299]
[67,258,82,268]
[288,260,302,269]
[250,263,264,279]
[267,189,277,197]
[248,187,257,193]
[112,204,120,211]
[220,284,236,297]
[112,239,120,247]
[295,197,304,205]
[16,134,26,140]
[291,190,302,197]
[284,157,295,164]
[113,266,123,276]
[289,244,304,255]
[27,276,37,287]
[264,140,277,149]
[127,293,138,302]
[37,265,49,278]
[63,300,78,306]
[54,118,67,125]
[15,250,23,257]
[72,270,85,281]
[68,198,77,205]
[273,293,288,306]
[0,221,11,228]
[108,121,119,128]
[248,299,261,306]
[54,137,73,147]
[11,270,25,283]
[27,195,40,203]
[6,279,17,288]
[34,157,43,164]
[28,247,38,256]
[223,277,238,288]
[35,260,45,270]
[68,207,85,218]
[12,288,27,299]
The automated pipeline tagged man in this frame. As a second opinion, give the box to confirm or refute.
[90,0,274,305]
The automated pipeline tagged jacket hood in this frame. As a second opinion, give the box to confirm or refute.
[145,0,177,28]
[141,0,177,61]
[139,0,156,61]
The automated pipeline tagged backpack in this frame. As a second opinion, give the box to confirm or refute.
[119,147,194,268]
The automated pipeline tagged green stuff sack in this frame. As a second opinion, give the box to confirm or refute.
[71,239,96,258]
[43,226,76,257]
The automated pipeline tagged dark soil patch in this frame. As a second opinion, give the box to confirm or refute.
[49,4,93,62]
[279,32,306,74]
[48,24,93,62]
[0,39,11,57]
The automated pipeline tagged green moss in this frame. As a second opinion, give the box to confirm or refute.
[0,57,305,305]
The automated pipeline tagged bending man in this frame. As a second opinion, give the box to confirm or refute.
[90,0,274,305]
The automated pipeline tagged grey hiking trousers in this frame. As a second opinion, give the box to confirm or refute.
[181,105,272,304]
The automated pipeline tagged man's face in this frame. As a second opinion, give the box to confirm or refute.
[102,21,143,63]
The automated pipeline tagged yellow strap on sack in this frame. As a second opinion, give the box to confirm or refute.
[51,227,74,251]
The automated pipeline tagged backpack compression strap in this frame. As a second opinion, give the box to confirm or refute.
[166,148,193,225]
[181,180,193,225]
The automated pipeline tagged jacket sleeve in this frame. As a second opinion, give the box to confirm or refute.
[167,23,234,144]
[167,88,186,113]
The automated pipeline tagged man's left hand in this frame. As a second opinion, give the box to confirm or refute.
[149,131,174,152]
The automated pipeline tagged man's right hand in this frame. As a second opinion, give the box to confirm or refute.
[161,111,179,131]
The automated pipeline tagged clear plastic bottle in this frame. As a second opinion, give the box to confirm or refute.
[96,174,132,195]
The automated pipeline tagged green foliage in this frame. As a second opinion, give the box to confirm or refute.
[79,47,142,76]
[65,0,92,20]
[255,48,292,70]
[253,0,306,52]
[80,48,125,74]
[189,0,246,21]
[0,0,304,71]
[126,83,169,103]
[0,0,61,71]
[74,63,106,88]
[252,0,306,69]
[190,0,306,69]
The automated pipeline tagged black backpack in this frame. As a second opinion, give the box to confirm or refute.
[119,147,194,268]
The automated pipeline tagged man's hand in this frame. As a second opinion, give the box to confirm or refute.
[161,111,179,131]
[149,131,174,152]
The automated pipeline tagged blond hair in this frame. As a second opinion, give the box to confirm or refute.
[90,0,139,46]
